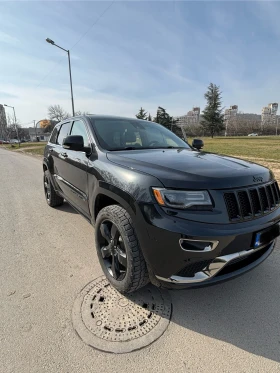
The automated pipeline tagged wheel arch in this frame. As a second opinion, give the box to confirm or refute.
[43,160,48,172]
[92,182,137,225]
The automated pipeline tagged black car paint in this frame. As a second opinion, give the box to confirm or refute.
[43,115,280,288]
[107,148,273,190]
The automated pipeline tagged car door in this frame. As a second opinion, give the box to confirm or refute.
[57,119,91,216]
[51,121,73,199]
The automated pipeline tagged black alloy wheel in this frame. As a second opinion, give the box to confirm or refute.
[43,170,64,207]
[95,205,149,293]
[99,220,127,281]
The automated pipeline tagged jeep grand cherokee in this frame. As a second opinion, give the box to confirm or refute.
[43,115,280,293]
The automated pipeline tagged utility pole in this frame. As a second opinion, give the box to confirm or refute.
[34,120,38,142]
[46,38,75,116]
[4,104,20,147]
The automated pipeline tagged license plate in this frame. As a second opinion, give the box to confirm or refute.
[254,223,280,249]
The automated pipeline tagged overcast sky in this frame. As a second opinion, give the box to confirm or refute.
[0,1,280,125]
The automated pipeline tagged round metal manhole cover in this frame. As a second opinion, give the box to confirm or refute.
[72,276,172,353]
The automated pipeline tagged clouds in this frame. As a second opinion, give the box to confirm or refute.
[0,1,279,122]
[0,31,19,45]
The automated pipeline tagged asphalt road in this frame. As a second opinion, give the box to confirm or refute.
[1,147,280,373]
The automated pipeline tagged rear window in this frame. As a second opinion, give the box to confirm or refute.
[57,122,72,145]
[49,126,59,144]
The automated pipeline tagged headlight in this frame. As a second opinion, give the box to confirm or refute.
[152,188,212,209]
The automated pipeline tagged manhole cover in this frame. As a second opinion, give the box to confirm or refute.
[72,276,172,353]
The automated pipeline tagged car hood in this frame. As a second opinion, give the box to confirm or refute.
[107,149,273,189]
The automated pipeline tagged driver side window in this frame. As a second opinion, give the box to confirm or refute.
[70,120,90,147]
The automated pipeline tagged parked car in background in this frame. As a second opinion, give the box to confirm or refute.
[10,139,20,144]
[0,139,10,144]
[248,133,258,136]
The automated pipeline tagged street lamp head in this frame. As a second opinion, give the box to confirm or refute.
[46,38,55,45]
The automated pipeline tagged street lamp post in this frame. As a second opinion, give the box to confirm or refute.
[46,38,75,117]
[4,104,20,145]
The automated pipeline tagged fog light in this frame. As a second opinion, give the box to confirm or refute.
[179,239,219,252]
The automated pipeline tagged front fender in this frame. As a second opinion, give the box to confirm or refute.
[90,181,138,225]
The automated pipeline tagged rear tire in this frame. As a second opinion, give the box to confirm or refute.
[95,205,149,293]
[43,170,64,207]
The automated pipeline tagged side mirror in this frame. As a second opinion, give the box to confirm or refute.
[63,135,84,151]
[192,138,204,150]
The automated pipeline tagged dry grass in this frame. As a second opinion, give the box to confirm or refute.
[189,136,280,183]
[198,136,280,161]
[23,147,45,156]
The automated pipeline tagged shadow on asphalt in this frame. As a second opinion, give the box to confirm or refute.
[75,234,280,361]
[56,202,79,214]
[167,248,280,364]
[123,242,280,362]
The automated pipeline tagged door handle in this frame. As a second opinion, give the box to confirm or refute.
[60,152,68,158]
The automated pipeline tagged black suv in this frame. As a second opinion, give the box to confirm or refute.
[43,115,280,293]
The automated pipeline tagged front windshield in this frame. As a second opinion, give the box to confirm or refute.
[90,118,190,151]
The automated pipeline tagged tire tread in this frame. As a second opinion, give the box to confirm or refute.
[95,205,149,293]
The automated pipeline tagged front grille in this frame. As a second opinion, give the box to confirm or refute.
[259,187,269,211]
[224,181,280,222]
[224,193,240,221]
[176,260,212,278]
[249,189,262,215]
[266,185,274,208]
[238,191,252,218]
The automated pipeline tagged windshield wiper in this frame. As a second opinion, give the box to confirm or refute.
[110,146,189,151]
[166,146,188,149]
[111,146,142,151]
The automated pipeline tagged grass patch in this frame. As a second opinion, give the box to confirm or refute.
[7,142,47,150]
[23,147,45,156]
[189,136,280,162]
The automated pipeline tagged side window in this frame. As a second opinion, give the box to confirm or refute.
[57,122,72,145]
[70,120,90,147]
[49,126,59,144]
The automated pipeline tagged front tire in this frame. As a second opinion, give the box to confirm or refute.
[43,170,64,207]
[95,205,149,293]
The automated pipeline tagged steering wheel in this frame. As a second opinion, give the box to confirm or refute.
[147,140,162,147]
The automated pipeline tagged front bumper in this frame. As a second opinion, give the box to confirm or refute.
[156,241,275,289]
[134,203,280,289]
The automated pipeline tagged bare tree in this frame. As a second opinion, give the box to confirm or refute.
[48,105,70,122]
[227,116,261,136]
[6,114,23,140]
[74,110,90,116]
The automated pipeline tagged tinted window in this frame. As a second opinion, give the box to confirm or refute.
[90,118,190,151]
[57,122,72,145]
[70,120,90,147]
[49,126,59,144]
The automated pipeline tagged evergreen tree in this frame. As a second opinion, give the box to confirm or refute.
[153,106,176,131]
[136,107,148,120]
[148,113,152,121]
[201,83,225,138]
